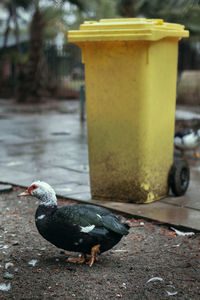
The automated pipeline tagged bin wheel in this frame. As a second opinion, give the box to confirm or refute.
[169,160,190,196]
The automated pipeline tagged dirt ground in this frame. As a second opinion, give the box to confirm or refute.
[0,187,200,300]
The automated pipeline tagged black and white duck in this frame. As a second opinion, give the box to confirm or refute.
[18,181,130,267]
[174,129,200,158]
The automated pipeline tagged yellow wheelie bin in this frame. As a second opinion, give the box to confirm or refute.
[68,18,189,203]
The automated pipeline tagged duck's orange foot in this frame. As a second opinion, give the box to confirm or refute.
[194,150,200,158]
[66,253,86,264]
[87,244,101,267]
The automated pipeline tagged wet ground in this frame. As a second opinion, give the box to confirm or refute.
[0,99,200,231]
[0,188,200,299]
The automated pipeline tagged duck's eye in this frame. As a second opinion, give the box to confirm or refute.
[32,185,37,189]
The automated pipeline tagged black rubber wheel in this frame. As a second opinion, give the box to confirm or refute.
[169,160,190,196]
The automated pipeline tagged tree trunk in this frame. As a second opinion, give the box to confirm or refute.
[11,1,22,55]
[17,8,46,102]
[118,0,134,17]
[2,6,12,51]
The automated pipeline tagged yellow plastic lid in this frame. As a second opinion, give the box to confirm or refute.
[68,18,189,42]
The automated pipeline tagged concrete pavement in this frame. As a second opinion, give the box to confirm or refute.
[0,99,200,231]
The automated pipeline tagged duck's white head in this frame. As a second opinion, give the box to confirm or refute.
[18,181,57,207]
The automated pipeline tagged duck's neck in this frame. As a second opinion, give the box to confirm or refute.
[40,193,58,208]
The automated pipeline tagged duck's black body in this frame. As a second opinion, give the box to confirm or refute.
[175,129,193,139]
[174,129,200,158]
[35,203,129,255]
[18,181,130,266]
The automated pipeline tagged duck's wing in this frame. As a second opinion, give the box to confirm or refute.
[183,132,198,146]
[54,204,129,236]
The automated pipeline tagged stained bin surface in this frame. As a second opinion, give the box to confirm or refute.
[68,18,189,203]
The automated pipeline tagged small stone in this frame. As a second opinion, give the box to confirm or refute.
[0,184,13,193]
[5,262,14,269]
[9,234,16,237]
[0,282,11,291]
[0,245,9,250]
[3,272,14,279]
[12,241,19,246]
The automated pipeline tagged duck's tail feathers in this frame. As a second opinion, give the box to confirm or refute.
[122,222,130,235]
[101,216,130,236]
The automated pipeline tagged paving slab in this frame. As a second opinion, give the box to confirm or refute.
[0,99,200,231]
[0,183,13,192]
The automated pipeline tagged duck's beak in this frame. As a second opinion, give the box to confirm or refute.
[17,190,31,197]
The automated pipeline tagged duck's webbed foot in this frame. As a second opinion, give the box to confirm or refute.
[87,244,101,267]
[194,150,200,158]
[66,253,86,264]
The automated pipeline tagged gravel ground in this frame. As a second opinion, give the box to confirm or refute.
[0,187,200,300]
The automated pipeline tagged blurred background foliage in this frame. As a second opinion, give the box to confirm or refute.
[130,0,200,37]
[0,0,200,102]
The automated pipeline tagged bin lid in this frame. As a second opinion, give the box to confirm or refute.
[68,18,189,42]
